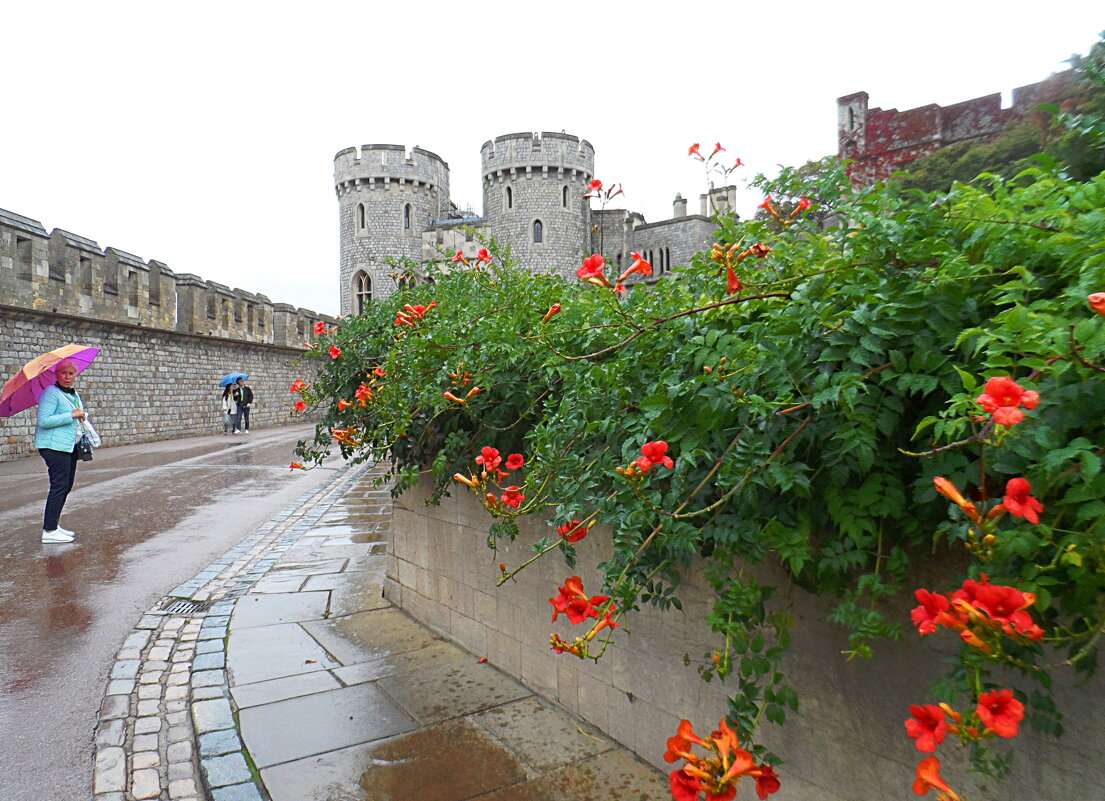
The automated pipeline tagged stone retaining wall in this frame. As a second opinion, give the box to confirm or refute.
[0,305,315,461]
[387,475,1104,801]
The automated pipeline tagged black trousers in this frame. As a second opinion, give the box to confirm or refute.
[236,406,250,431]
[39,446,79,531]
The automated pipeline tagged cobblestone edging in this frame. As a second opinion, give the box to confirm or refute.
[91,461,375,801]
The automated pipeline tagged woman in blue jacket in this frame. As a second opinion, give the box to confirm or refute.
[35,359,88,543]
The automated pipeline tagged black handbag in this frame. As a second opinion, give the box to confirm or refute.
[76,435,94,461]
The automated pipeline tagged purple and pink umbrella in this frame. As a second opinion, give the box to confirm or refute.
[0,344,100,417]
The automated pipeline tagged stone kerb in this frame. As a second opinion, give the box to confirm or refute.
[387,474,1105,801]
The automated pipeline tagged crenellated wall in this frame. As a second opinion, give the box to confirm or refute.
[837,71,1074,184]
[0,207,337,461]
[0,207,331,346]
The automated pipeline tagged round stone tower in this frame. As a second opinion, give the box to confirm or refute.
[480,132,594,278]
[334,145,451,315]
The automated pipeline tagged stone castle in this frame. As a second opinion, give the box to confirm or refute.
[837,71,1073,184]
[334,132,734,315]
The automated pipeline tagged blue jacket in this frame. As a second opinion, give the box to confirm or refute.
[35,385,84,452]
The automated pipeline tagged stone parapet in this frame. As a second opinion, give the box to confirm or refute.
[0,207,336,348]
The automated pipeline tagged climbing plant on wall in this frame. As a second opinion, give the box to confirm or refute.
[293,152,1105,800]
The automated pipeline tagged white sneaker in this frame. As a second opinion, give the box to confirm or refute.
[42,529,75,543]
[234,430,241,434]
[244,429,250,434]
[56,525,75,536]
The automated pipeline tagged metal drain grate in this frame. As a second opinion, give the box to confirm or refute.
[160,598,215,615]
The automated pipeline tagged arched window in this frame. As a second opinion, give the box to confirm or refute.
[562,185,568,207]
[616,253,623,266]
[354,271,372,314]
[403,203,412,230]
[665,248,671,273]
[533,219,543,244]
[357,203,365,230]
[506,186,513,210]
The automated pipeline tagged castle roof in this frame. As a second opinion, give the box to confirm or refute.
[0,207,48,237]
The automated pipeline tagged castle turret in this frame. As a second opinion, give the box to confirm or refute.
[334,145,451,315]
[480,132,594,278]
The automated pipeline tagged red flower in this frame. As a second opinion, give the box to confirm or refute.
[476,248,492,265]
[904,705,948,753]
[475,446,502,471]
[911,589,950,636]
[1089,292,1105,317]
[289,462,306,470]
[542,303,562,323]
[732,158,744,169]
[636,440,675,472]
[789,197,812,219]
[976,689,1024,738]
[1003,478,1043,524]
[627,251,652,275]
[452,250,469,266]
[577,254,608,283]
[753,765,780,799]
[671,769,704,801]
[289,379,308,393]
[500,487,525,508]
[337,398,352,411]
[505,453,525,471]
[373,366,387,377]
[688,143,703,160]
[355,382,373,404]
[711,142,725,157]
[912,756,961,799]
[329,345,342,360]
[976,376,1036,426]
[933,477,981,523]
[549,576,609,624]
[758,196,780,219]
[589,179,603,192]
[442,391,466,404]
[294,400,307,412]
[726,265,742,295]
[313,321,327,335]
[557,520,587,542]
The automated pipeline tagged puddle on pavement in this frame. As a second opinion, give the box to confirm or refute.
[300,524,356,538]
[356,719,525,801]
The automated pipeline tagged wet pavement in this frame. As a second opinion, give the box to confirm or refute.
[1,427,669,800]
[0,425,337,801]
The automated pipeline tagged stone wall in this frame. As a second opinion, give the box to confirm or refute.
[0,207,332,462]
[0,305,315,460]
[387,475,1105,801]
[837,72,1074,184]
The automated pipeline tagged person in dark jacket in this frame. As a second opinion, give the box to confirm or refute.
[234,376,254,433]
[35,359,87,543]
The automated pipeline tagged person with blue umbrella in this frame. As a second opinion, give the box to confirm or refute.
[218,373,248,434]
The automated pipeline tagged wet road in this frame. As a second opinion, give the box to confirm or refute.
[0,425,339,801]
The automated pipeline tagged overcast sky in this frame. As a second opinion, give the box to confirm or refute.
[2,2,1101,316]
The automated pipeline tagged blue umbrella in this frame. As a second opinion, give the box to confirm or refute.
[219,372,249,387]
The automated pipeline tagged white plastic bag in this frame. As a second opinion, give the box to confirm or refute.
[82,418,102,448]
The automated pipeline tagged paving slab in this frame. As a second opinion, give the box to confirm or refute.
[226,622,340,685]
[260,718,528,801]
[231,669,342,709]
[230,591,331,629]
[238,683,417,767]
[471,695,615,771]
[300,608,442,665]
[375,654,533,725]
[330,641,464,687]
[476,750,671,801]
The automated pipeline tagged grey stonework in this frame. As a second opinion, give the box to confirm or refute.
[0,306,316,461]
[335,132,740,314]
[0,207,334,462]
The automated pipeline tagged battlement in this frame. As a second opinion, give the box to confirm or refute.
[838,71,1074,183]
[334,144,450,195]
[480,131,595,179]
[0,207,334,347]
